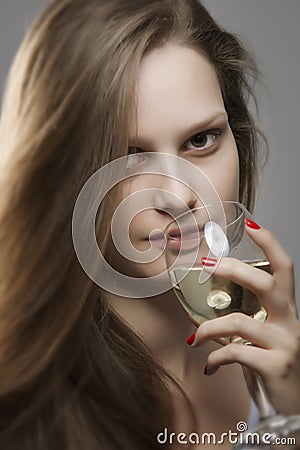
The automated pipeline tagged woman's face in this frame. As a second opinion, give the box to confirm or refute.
[108,43,239,280]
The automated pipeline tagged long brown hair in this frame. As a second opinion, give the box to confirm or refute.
[0,1,265,448]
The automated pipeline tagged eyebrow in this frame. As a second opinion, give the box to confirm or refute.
[128,111,228,147]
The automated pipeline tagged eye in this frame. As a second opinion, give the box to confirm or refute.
[185,130,221,152]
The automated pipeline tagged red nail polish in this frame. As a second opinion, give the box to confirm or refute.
[245,218,260,230]
[202,257,217,267]
[186,332,196,345]
[204,364,208,375]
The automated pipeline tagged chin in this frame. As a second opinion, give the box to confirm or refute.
[109,252,168,280]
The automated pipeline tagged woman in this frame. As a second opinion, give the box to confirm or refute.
[0,0,299,449]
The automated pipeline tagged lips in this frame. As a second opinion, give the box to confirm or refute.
[166,225,203,252]
[168,227,181,238]
[167,225,204,240]
[148,231,167,249]
[146,225,203,252]
[149,231,165,241]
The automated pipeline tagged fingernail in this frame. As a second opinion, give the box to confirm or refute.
[186,331,196,346]
[245,218,260,230]
[202,257,217,267]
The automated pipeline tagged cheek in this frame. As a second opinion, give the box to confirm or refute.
[128,213,148,243]
[206,133,240,202]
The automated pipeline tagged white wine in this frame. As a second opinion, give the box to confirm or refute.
[169,260,271,326]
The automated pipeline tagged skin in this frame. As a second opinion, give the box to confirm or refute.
[194,226,300,414]
[108,44,239,279]
[106,43,300,446]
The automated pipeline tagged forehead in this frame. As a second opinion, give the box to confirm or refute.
[129,44,225,143]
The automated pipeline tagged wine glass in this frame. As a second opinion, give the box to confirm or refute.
[164,201,300,449]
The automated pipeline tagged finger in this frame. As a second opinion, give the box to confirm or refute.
[245,222,296,312]
[204,256,273,297]
[203,256,290,318]
[191,313,292,350]
[245,221,294,290]
[204,344,288,379]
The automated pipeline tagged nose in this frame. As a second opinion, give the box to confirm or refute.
[153,176,198,218]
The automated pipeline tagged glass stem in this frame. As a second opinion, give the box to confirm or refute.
[242,366,277,420]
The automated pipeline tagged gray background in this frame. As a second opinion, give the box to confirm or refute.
[0,0,299,308]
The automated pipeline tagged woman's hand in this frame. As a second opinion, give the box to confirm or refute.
[187,218,300,415]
